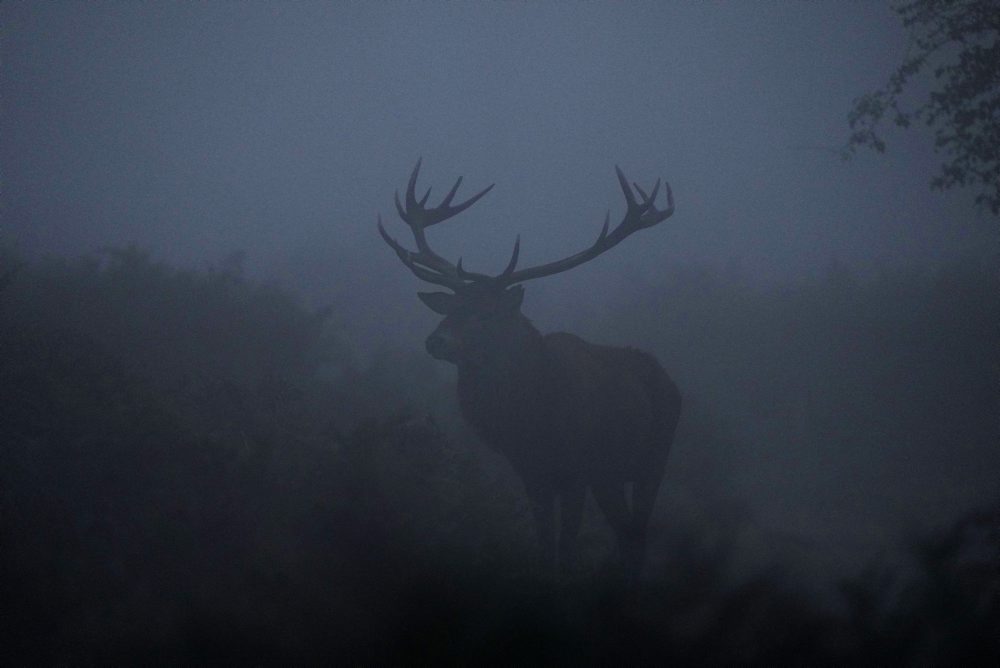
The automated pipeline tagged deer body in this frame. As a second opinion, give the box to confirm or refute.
[377,160,682,576]
[458,327,677,483]
[454,318,681,572]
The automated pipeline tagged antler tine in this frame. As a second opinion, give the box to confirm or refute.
[441,176,463,207]
[633,178,661,208]
[455,257,495,282]
[393,190,408,223]
[496,166,675,286]
[378,160,497,290]
[615,165,639,210]
[662,181,675,216]
[396,159,495,229]
[598,211,610,241]
[377,215,464,288]
[437,182,495,224]
[377,215,408,259]
[455,237,520,282]
[404,157,424,211]
[636,179,674,227]
[500,235,521,277]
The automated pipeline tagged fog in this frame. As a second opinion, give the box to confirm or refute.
[2,1,998,663]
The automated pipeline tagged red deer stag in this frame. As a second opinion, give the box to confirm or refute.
[377,160,681,578]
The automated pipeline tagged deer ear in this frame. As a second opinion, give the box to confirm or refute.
[418,291,456,315]
[504,285,525,311]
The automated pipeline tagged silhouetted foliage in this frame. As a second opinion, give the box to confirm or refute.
[611,259,999,458]
[1,247,996,663]
[846,0,1000,214]
[840,505,1000,664]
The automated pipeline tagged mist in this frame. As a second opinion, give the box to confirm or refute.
[2,1,998,663]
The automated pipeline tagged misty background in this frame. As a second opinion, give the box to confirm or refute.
[2,1,998,663]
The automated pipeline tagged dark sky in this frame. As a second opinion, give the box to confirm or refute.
[3,1,997,347]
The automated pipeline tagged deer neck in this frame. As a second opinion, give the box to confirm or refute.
[455,317,546,441]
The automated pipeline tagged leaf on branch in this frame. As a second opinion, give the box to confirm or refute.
[844,0,1000,217]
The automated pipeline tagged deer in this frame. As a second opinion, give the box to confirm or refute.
[377,159,682,579]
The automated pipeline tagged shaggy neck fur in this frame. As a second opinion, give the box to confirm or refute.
[455,315,547,449]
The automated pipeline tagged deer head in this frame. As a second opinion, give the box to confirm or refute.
[377,159,675,365]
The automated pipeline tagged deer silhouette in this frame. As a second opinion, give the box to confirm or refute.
[378,160,682,578]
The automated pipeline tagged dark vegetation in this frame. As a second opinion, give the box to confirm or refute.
[846,0,1000,215]
[1,247,997,664]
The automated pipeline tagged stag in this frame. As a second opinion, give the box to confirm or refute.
[377,160,681,577]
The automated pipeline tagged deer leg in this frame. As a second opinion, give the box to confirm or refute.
[628,471,664,580]
[525,481,556,574]
[591,480,634,576]
[558,485,586,576]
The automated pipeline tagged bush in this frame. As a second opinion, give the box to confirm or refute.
[1,248,996,663]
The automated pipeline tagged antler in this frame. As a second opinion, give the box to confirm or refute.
[496,166,674,285]
[377,159,499,289]
[378,161,675,291]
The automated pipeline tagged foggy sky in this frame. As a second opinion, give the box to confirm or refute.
[4,1,997,333]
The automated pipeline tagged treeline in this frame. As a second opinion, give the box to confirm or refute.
[0,247,996,663]
[610,258,999,444]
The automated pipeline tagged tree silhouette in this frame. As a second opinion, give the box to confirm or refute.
[846,0,999,215]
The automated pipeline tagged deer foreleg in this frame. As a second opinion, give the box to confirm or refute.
[628,471,664,580]
[591,480,635,576]
[558,485,586,575]
[524,481,556,574]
